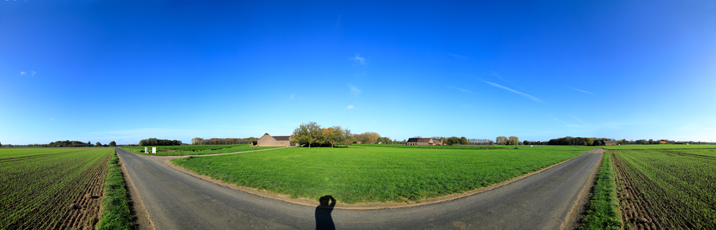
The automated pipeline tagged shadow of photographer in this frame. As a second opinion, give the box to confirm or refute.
[315,195,336,230]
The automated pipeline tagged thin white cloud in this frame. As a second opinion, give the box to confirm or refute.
[347,105,354,109]
[50,118,54,121]
[446,86,479,95]
[548,116,585,128]
[490,71,511,84]
[31,71,36,76]
[20,71,26,75]
[485,81,545,103]
[447,53,469,59]
[489,71,523,89]
[348,84,361,96]
[568,114,592,127]
[351,54,365,65]
[289,93,295,100]
[566,86,594,95]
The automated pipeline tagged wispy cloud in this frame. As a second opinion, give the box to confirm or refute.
[351,54,365,65]
[568,114,592,127]
[447,53,468,59]
[348,84,361,96]
[446,86,479,95]
[31,71,36,76]
[20,71,26,75]
[289,93,295,100]
[347,105,354,109]
[50,118,54,121]
[566,86,594,95]
[485,81,545,103]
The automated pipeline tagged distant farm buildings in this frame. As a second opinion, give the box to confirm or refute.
[256,133,295,147]
[604,141,617,146]
[406,138,443,146]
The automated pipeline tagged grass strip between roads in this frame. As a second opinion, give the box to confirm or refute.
[580,151,621,229]
[97,150,135,230]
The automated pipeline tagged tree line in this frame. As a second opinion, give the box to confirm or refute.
[191,137,257,145]
[45,140,117,147]
[545,137,612,146]
[138,138,182,146]
[495,136,520,145]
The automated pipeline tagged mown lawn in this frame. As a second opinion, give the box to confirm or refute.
[172,145,589,204]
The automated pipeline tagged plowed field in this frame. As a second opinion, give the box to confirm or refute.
[610,148,716,229]
[0,148,112,230]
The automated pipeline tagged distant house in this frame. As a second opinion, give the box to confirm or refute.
[659,140,667,144]
[375,141,382,144]
[256,133,294,147]
[406,138,442,146]
[604,141,617,146]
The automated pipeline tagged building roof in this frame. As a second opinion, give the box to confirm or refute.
[418,138,432,143]
[273,136,291,141]
[407,138,435,143]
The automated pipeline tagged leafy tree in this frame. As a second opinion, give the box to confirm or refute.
[460,137,468,145]
[109,141,116,147]
[88,141,92,145]
[446,136,460,145]
[291,121,323,148]
[96,142,101,146]
[508,136,519,145]
[192,137,204,145]
[496,136,508,145]
[585,138,594,146]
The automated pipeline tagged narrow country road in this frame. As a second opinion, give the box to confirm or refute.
[117,148,603,230]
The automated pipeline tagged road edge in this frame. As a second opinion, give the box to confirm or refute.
[561,148,604,230]
[164,150,591,210]
[117,149,156,230]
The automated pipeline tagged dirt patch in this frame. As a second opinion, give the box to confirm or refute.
[561,149,603,230]
[149,149,592,210]
[117,153,156,230]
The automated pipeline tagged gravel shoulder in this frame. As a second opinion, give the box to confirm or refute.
[117,147,602,229]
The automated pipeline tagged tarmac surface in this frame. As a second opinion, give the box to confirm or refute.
[116,147,603,230]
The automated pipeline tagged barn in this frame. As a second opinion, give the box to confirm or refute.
[406,138,443,146]
[256,133,293,147]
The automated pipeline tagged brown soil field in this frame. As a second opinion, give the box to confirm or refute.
[612,153,713,229]
[3,153,110,230]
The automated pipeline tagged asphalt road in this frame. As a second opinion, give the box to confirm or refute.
[117,148,602,230]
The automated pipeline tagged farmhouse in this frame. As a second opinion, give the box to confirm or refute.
[406,138,443,146]
[604,141,617,146]
[256,133,294,147]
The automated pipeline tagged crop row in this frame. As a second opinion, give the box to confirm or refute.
[612,149,716,229]
[0,148,112,229]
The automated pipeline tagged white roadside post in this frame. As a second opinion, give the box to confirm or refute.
[144,147,148,153]
[152,147,157,154]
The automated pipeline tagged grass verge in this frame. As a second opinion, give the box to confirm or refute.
[579,151,621,229]
[172,146,585,204]
[97,150,135,230]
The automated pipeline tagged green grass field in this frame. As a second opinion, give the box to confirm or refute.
[0,148,112,229]
[172,145,590,204]
[580,151,620,230]
[351,144,509,150]
[610,145,716,229]
[602,144,716,150]
[121,144,277,156]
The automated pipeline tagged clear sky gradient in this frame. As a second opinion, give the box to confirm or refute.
[2,0,716,145]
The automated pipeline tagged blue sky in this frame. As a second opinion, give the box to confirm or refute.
[2,0,716,145]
